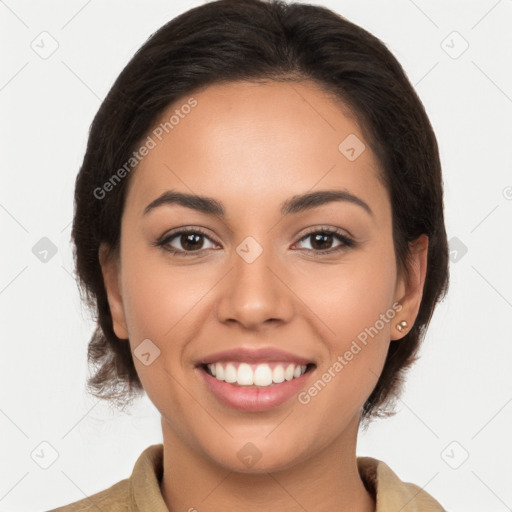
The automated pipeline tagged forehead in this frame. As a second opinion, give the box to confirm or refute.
[125,80,387,217]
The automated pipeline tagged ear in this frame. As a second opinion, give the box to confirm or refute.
[391,234,429,341]
[99,242,129,339]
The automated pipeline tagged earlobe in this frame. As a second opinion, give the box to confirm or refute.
[99,243,129,339]
[391,234,429,340]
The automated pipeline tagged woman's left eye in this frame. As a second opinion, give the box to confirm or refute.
[155,227,355,257]
[294,229,355,253]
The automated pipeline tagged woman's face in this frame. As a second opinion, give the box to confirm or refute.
[101,80,427,472]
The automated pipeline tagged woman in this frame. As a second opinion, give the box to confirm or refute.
[53,0,449,510]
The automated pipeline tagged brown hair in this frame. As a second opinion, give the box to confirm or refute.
[71,0,449,422]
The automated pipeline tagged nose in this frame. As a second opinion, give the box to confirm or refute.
[215,239,294,330]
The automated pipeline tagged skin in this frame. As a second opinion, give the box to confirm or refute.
[100,80,428,512]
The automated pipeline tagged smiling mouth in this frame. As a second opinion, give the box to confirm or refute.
[201,361,316,387]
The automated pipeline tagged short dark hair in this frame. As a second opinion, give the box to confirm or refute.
[71,0,449,422]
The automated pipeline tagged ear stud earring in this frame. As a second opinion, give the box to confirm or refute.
[396,320,408,332]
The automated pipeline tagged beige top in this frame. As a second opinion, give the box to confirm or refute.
[49,444,445,511]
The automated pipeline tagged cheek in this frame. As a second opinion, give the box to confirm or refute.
[119,237,210,343]
[296,302,395,430]
[118,237,223,404]
[296,240,397,344]
[297,239,397,401]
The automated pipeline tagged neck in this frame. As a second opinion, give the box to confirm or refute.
[159,415,375,512]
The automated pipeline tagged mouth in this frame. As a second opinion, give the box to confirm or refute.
[195,348,316,412]
[201,361,315,387]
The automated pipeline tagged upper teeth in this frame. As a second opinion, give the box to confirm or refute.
[207,362,307,387]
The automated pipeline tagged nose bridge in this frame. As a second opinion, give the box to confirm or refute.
[216,234,292,327]
[235,235,275,291]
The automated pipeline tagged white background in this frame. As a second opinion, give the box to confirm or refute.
[1,1,512,511]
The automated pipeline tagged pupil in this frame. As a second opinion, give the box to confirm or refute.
[312,233,332,250]
[182,233,202,250]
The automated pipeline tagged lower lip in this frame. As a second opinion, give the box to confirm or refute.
[198,366,314,412]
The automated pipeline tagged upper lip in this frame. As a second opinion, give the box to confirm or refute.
[197,347,314,366]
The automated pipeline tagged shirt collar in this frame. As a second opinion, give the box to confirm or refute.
[357,456,445,511]
[130,444,444,511]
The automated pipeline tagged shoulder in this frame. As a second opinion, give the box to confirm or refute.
[47,444,165,512]
[46,478,131,512]
[357,456,446,511]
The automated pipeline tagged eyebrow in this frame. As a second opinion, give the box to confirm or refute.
[143,189,373,218]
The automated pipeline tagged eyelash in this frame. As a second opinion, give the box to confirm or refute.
[154,226,356,258]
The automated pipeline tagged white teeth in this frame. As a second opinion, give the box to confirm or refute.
[215,362,224,381]
[254,364,273,387]
[284,363,295,381]
[206,362,308,386]
[272,365,285,383]
[224,363,237,383]
[237,363,253,385]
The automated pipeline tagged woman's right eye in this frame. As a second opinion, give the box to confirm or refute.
[155,229,219,257]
